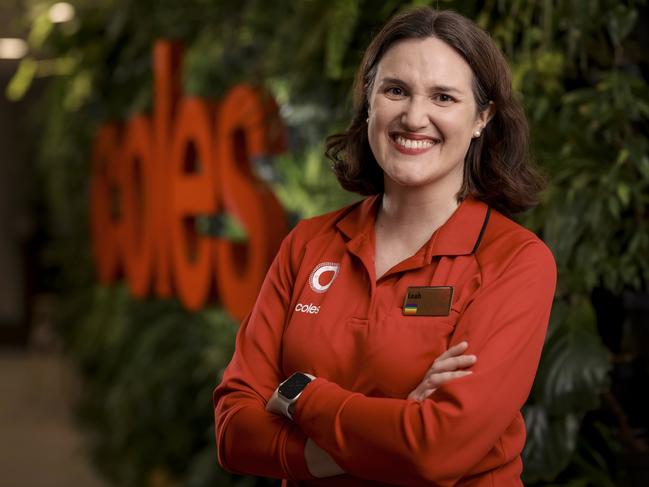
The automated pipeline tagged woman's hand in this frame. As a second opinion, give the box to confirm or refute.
[408,341,477,401]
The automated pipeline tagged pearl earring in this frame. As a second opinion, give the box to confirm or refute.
[473,130,481,138]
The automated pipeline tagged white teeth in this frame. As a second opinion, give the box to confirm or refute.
[394,135,436,150]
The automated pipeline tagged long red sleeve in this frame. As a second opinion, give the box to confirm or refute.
[213,224,315,480]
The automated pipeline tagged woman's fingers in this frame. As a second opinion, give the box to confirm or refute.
[426,370,473,389]
[428,354,477,374]
[408,370,473,401]
[408,342,477,402]
[432,341,468,363]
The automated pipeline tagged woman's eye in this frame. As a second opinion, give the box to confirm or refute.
[434,93,455,104]
[385,86,405,97]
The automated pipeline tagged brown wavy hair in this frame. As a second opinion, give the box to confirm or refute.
[324,7,545,215]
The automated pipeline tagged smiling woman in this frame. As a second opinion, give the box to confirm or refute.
[213,7,556,487]
[326,8,542,216]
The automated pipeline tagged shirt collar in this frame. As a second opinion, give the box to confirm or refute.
[335,195,380,241]
[335,195,490,260]
[425,197,490,258]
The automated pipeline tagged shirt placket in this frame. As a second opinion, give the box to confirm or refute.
[344,232,376,323]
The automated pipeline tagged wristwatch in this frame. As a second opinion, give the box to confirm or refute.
[277,372,315,419]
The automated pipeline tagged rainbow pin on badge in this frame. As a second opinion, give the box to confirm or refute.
[403,303,418,315]
[402,286,454,316]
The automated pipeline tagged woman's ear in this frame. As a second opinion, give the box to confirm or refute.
[477,101,495,132]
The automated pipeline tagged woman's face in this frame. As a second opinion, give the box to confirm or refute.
[367,36,491,197]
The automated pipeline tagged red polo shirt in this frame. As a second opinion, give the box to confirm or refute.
[213,196,556,486]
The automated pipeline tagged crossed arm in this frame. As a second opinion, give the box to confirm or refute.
[265,341,477,478]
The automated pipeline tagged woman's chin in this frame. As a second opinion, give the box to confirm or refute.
[385,174,433,191]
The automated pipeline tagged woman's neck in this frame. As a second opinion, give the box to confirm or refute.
[377,185,460,239]
[373,184,461,279]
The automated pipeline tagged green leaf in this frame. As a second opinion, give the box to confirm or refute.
[607,5,638,46]
[522,405,581,482]
[615,148,629,166]
[534,297,610,415]
[616,182,630,207]
[6,58,38,101]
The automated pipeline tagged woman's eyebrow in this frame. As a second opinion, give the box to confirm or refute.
[378,77,462,94]
[429,85,462,94]
[378,77,408,87]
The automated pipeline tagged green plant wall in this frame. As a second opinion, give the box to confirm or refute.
[11,0,649,486]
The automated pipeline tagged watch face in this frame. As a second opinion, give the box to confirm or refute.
[279,373,312,400]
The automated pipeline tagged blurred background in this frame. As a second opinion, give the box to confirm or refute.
[0,0,648,486]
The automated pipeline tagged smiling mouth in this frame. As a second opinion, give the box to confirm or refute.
[390,133,441,153]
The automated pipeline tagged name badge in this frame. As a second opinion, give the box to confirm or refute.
[402,286,454,316]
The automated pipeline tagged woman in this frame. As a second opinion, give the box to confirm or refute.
[213,7,556,486]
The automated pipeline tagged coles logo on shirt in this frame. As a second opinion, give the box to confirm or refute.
[308,262,340,293]
[295,303,320,314]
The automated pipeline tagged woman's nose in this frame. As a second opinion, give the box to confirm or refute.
[400,96,430,130]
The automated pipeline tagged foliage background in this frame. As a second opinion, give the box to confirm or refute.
[9,0,649,485]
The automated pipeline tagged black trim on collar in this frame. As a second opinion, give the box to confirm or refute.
[471,206,491,254]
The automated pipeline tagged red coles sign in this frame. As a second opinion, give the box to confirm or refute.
[90,40,289,320]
